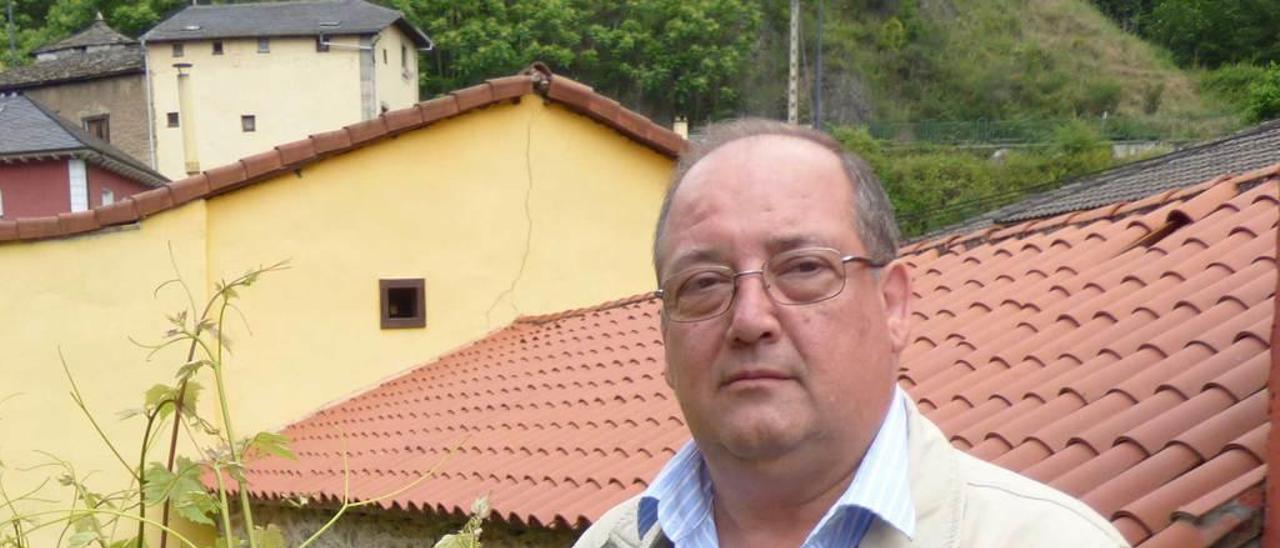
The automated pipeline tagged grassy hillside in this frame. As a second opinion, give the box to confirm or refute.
[742,0,1232,136]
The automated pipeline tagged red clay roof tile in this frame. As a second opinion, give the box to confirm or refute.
[56,210,99,235]
[131,186,173,217]
[0,220,16,240]
[168,174,210,205]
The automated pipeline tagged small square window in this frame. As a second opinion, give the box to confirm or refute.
[101,188,114,205]
[172,43,184,57]
[167,112,180,127]
[83,115,109,142]
[212,41,223,55]
[241,115,256,132]
[380,279,425,329]
[257,37,270,53]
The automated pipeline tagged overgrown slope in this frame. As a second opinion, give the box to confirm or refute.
[743,0,1226,132]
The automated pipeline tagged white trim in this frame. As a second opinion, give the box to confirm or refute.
[68,159,88,212]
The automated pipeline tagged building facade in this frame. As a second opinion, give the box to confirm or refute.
[0,94,165,218]
[0,15,151,165]
[142,0,430,178]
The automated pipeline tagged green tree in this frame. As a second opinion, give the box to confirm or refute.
[1145,0,1280,67]
[1245,62,1280,122]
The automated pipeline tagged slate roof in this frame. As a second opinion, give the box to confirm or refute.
[0,46,143,90]
[0,66,683,242]
[924,119,1280,239]
[143,0,430,47]
[221,167,1276,546]
[34,16,137,54]
[0,94,165,186]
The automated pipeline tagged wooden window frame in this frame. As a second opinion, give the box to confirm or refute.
[380,279,425,329]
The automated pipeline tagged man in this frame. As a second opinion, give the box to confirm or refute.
[575,119,1127,547]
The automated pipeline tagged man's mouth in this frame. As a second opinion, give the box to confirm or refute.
[721,369,793,388]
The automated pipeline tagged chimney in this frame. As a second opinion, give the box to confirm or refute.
[673,117,688,139]
[174,63,200,175]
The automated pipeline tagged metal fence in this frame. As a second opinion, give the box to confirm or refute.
[865,115,1238,145]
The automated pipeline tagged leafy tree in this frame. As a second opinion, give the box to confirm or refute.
[1144,0,1280,67]
[1245,62,1280,122]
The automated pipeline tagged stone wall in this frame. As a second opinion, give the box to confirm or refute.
[246,502,581,547]
[26,73,151,166]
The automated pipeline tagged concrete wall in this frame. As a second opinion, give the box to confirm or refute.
[0,160,69,217]
[0,96,672,545]
[24,73,151,165]
[148,32,419,180]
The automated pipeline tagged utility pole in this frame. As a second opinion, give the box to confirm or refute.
[812,0,824,129]
[787,0,799,124]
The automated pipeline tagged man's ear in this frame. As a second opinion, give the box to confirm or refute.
[880,261,913,354]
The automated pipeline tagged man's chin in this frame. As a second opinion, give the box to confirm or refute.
[716,416,810,462]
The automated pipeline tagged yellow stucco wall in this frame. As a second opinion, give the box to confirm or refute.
[0,94,672,544]
[0,203,211,546]
[148,31,418,180]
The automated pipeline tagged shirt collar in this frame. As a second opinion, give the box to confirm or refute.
[638,385,917,543]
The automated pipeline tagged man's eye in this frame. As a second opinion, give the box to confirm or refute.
[681,273,729,294]
[776,257,830,277]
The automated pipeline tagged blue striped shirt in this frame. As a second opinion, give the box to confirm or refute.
[637,386,916,547]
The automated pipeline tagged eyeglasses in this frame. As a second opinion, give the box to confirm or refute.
[655,247,888,322]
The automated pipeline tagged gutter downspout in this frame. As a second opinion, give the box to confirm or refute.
[142,37,157,170]
[174,62,199,175]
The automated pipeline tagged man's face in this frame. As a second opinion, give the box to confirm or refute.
[656,135,911,464]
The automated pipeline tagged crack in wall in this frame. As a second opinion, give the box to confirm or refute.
[485,105,537,327]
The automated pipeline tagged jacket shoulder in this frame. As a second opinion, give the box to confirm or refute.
[955,451,1129,547]
[573,495,644,548]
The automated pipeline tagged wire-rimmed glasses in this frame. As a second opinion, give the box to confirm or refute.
[656,247,889,322]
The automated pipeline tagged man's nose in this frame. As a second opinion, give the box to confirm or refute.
[727,273,779,344]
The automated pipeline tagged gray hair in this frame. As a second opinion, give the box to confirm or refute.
[652,118,900,281]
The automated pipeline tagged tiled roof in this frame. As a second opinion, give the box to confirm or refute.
[34,16,136,54]
[0,46,143,90]
[923,119,1280,239]
[0,65,682,240]
[227,167,1277,545]
[143,0,430,47]
[0,94,166,186]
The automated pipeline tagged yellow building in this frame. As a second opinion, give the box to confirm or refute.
[141,0,430,179]
[0,67,681,545]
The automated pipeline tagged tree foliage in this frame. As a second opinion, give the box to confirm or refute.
[408,0,761,123]
[1091,0,1280,68]
[0,0,185,67]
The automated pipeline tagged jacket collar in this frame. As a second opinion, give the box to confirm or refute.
[860,393,963,547]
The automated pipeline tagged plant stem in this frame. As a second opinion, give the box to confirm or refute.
[212,299,257,547]
[0,508,200,548]
[212,464,235,547]
[59,352,138,481]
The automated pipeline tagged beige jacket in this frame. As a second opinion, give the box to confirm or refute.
[574,398,1128,547]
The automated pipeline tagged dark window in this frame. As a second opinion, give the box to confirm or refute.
[380,279,425,329]
[316,35,330,52]
[172,43,184,57]
[382,48,387,64]
[241,115,256,132]
[167,112,180,127]
[400,45,407,68]
[212,41,223,55]
[83,115,109,142]
[258,37,270,53]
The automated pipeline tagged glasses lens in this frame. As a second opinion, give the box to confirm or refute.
[767,249,845,304]
[668,268,734,321]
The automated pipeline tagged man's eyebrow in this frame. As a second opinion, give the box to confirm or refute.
[664,248,724,276]
[766,235,827,252]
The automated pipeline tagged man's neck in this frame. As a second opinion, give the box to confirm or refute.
[698,388,900,547]
[703,434,868,547]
